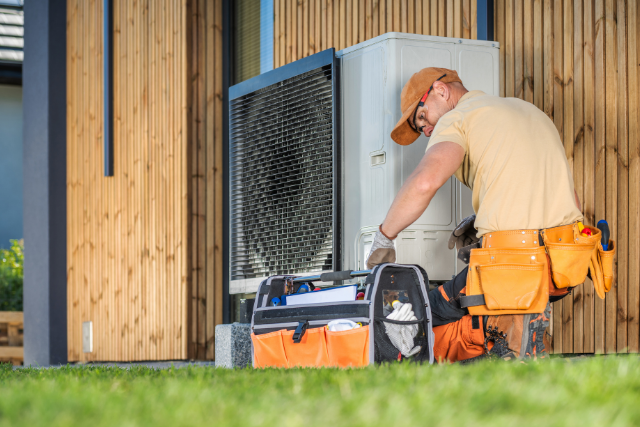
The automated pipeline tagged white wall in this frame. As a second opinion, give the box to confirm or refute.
[0,84,23,248]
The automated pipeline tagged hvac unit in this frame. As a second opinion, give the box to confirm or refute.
[229,32,500,294]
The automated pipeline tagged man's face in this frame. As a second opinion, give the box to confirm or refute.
[409,81,453,137]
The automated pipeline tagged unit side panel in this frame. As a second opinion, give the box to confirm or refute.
[341,45,388,272]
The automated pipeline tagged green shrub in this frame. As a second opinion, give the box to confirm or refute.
[0,239,23,311]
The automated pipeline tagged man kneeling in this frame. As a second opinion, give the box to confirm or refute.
[366,68,582,362]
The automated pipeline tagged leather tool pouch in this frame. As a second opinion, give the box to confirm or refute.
[590,239,615,299]
[464,247,549,315]
[543,223,615,299]
[599,241,615,292]
[542,223,598,289]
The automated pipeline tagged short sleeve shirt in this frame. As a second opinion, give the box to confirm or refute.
[426,90,582,236]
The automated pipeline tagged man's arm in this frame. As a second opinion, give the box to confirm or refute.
[381,141,465,238]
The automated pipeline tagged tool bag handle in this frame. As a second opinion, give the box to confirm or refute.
[292,270,372,283]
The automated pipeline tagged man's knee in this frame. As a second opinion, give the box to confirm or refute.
[440,268,468,308]
[428,268,469,326]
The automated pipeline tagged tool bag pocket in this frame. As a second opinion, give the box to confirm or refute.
[369,264,434,364]
[325,326,370,367]
[466,247,549,315]
[252,325,369,368]
[542,223,599,289]
[251,330,289,368]
[282,327,330,368]
[373,317,429,363]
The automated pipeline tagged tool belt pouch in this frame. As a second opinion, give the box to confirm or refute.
[250,264,435,368]
[542,224,599,289]
[465,247,549,315]
[589,239,615,299]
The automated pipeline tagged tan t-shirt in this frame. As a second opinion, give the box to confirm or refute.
[426,90,582,237]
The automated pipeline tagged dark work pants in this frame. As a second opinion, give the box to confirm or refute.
[428,267,469,327]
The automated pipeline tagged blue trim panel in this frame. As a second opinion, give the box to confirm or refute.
[103,0,114,176]
[477,0,494,41]
[259,0,274,74]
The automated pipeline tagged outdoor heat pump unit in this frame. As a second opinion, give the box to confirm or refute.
[229,33,500,294]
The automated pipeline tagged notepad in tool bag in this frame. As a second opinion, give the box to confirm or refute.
[283,285,358,306]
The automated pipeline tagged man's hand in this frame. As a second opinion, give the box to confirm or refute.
[366,230,396,269]
[448,214,479,251]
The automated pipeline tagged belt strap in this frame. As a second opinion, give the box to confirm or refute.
[471,315,480,329]
[460,294,486,308]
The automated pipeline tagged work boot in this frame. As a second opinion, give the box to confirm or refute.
[483,302,551,361]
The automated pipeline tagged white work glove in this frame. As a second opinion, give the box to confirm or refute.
[366,229,396,269]
[448,214,479,251]
[384,302,421,357]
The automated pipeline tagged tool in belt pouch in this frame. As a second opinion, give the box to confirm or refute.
[461,223,616,315]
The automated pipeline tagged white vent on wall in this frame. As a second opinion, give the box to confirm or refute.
[82,321,93,353]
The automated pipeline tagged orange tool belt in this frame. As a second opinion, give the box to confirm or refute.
[461,222,616,315]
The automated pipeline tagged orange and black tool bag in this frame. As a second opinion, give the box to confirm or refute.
[250,263,435,368]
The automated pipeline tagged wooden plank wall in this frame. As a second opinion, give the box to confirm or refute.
[66,0,190,362]
[495,0,640,354]
[0,312,24,366]
[189,0,224,360]
[274,0,478,68]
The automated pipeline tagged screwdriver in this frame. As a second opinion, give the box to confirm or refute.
[597,220,610,251]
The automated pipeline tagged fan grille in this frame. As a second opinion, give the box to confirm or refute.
[229,64,335,280]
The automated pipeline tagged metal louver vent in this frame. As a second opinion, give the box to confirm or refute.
[229,49,340,281]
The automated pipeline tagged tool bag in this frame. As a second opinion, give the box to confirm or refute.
[250,263,435,368]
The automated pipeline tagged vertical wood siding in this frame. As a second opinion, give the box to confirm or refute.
[495,0,640,354]
[67,0,190,361]
[189,0,224,360]
[274,0,478,68]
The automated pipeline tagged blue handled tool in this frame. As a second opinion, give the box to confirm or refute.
[296,284,310,293]
[597,220,610,251]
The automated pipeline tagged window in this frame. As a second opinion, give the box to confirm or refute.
[232,0,273,84]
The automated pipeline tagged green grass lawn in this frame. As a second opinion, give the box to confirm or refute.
[1,357,639,427]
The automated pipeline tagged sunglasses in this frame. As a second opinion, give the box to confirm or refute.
[412,73,446,133]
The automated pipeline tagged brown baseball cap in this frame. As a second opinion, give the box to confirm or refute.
[391,67,462,146]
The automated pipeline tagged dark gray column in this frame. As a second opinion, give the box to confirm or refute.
[22,0,67,366]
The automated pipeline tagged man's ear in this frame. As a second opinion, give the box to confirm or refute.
[432,81,449,99]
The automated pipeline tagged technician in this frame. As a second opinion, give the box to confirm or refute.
[366,67,583,362]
